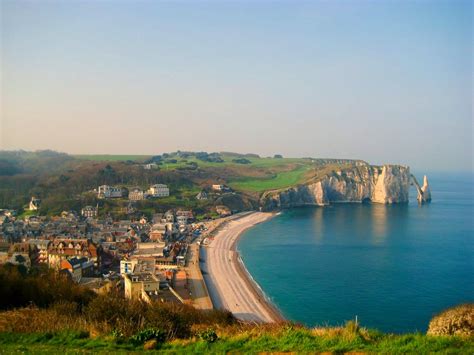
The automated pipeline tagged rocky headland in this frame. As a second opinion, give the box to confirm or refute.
[261,164,430,210]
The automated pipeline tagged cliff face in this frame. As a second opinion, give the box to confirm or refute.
[417,175,432,203]
[261,165,411,210]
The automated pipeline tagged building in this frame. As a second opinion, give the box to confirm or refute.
[176,215,188,226]
[29,197,41,211]
[28,239,50,264]
[124,273,160,300]
[48,239,101,269]
[196,190,208,200]
[135,242,165,257]
[148,184,169,198]
[60,257,94,283]
[212,184,231,192]
[216,205,231,217]
[150,223,167,241]
[81,205,98,218]
[176,210,194,220]
[144,163,158,170]
[129,188,147,201]
[164,210,174,223]
[97,185,123,198]
[120,257,155,275]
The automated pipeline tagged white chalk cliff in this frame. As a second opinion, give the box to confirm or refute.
[261,164,426,210]
[417,175,432,203]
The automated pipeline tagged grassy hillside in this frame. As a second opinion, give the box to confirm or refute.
[0,150,363,217]
[74,155,152,162]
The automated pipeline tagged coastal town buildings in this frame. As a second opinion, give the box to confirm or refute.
[0,201,217,308]
[28,239,50,264]
[144,163,158,170]
[29,197,41,211]
[212,184,231,193]
[216,205,232,216]
[97,185,124,198]
[81,205,98,218]
[148,184,169,197]
[47,239,101,270]
[60,257,94,282]
[196,190,208,200]
[129,188,147,201]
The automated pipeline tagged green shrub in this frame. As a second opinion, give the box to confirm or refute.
[198,329,218,343]
[130,328,166,345]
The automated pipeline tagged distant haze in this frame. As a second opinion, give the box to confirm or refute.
[1,0,472,171]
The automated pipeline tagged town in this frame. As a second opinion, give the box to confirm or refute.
[0,182,234,309]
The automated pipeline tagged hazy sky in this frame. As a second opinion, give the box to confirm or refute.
[1,0,472,171]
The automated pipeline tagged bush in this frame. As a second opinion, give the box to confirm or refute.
[198,328,218,343]
[428,304,474,337]
[232,158,251,164]
[345,320,360,335]
[130,328,166,345]
[85,293,147,335]
[0,264,95,310]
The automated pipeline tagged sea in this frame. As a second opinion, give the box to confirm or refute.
[238,172,473,333]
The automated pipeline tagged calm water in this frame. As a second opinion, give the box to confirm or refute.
[239,172,473,333]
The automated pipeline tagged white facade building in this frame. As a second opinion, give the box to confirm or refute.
[148,184,169,198]
[98,185,123,198]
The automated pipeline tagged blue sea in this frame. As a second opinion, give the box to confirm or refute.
[238,172,473,333]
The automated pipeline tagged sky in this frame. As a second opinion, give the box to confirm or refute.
[1,0,472,171]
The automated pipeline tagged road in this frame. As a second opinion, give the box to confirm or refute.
[185,243,213,310]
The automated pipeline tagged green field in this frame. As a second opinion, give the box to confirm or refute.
[229,165,311,193]
[72,154,315,195]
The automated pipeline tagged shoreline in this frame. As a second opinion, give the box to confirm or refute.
[228,212,285,323]
[201,211,285,323]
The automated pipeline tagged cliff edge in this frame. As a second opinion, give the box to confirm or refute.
[261,164,425,211]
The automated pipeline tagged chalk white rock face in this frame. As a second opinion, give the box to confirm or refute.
[320,175,372,202]
[418,175,432,203]
[371,165,410,204]
[260,164,411,210]
[311,181,327,206]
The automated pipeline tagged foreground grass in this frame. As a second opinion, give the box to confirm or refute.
[1,328,472,354]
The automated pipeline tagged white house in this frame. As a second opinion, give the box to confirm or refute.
[148,184,169,198]
[144,163,158,170]
[29,197,41,211]
[98,185,123,198]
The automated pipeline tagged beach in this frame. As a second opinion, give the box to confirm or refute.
[201,212,284,323]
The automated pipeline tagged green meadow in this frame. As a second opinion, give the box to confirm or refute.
[228,165,311,193]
